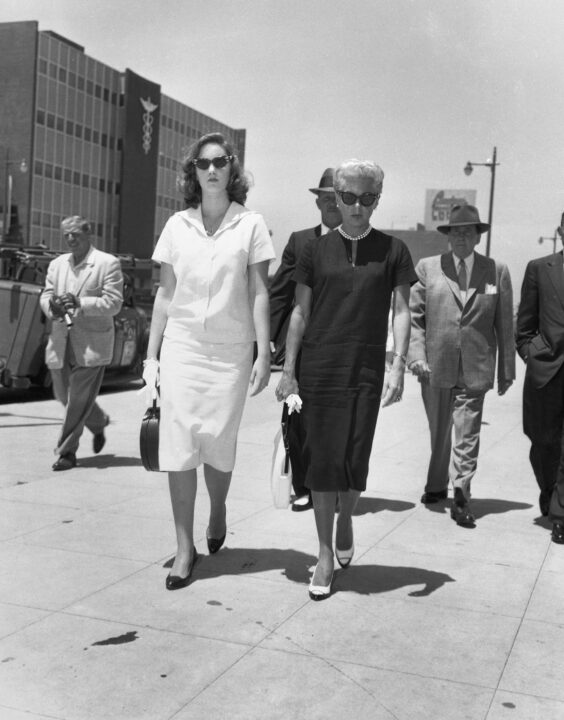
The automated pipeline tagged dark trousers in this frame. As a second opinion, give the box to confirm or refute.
[523,364,564,520]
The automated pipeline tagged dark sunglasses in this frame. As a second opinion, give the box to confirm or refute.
[337,190,380,207]
[192,155,233,170]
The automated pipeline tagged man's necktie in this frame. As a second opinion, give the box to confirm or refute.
[458,259,467,292]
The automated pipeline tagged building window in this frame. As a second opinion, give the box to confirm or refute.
[86,79,94,95]
[84,127,91,142]
[39,58,47,74]
[107,180,113,194]
[54,166,62,181]
[44,163,53,179]
[46,113,55,129]
[75,123,83,139]
[99,178,106,192]
[58,67,67,83]
[49,63,57,79]
[103,87,109,103]
[32,210,41,225]
[73,171,81,185]
[34,160,43,175]
[82,173,89,188]
[101,133,108,148]
[94,84,102,99]
[117,138,122,151]
[36,109,45,125]
[66,119,74,135]
[92,130,99,145]
[56,117,65,133]
[115,182,120,195]
[68,71,76,88]
[64,168,72,183]
[77,76,85,91]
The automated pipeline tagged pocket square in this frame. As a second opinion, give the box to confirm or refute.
[485,283,498,295]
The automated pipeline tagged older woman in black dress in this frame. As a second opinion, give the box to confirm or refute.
[276,159,416,600]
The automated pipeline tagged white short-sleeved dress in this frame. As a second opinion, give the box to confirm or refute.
[152,202,275,472]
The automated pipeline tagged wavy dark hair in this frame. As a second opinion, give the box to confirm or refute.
[178,132,249,208]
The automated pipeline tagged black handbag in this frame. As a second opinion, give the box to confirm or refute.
[140,397,160,471]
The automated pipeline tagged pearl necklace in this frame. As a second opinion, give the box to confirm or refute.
[338,225,372,241]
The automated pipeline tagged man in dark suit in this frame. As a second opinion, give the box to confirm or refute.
[517,211,564,543]
[409,204,515,527]
[269,168,342,511]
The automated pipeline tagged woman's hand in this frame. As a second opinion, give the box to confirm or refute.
[275,370,299,402]
[249,355,270,396]
[381,365,405,407]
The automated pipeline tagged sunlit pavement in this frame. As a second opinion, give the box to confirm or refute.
[1,362,563,720]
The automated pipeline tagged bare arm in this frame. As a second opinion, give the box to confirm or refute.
[275,283,311,400]
[248,260,271,396]
[381,284,411,407]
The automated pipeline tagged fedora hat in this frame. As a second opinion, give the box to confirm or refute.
[309,168,335,195]
[437,204,490,235]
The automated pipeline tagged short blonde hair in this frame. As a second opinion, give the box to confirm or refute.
[334,160,384,193]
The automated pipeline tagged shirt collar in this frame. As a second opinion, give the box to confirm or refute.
[68,245,95,269]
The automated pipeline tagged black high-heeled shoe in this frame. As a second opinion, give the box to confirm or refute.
[206,528,226,554]
[165,549,199,590]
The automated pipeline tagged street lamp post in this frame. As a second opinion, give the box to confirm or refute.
[2,149,28,243]
[463,146,499,258]
[538,230,558,254]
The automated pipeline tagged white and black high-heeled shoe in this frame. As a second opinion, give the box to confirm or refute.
[309,565,334,601]
[335,543,354,568]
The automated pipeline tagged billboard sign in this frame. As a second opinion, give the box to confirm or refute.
[425,189,477,230]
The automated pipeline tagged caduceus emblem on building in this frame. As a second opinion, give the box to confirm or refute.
[140,97,158,154]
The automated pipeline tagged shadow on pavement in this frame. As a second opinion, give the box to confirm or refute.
[77,454,143,469]
[354,496,416,515]
[334,563,456,597]
[470,498,532,519]
[163,547,317,585]
[162,549,455,598]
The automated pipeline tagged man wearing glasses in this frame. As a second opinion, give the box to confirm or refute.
[269,168,342,511]
[409,204,515,527]
[40,216,123,470]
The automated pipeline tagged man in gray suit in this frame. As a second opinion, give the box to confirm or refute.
[409,205,515,526]
[40,216,123,470]
[269,169,341,510]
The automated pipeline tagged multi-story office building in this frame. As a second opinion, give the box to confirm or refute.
[0,21,246,257]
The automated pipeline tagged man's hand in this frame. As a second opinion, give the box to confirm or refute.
[498,379,513,396]
[409,359,431,382]
[49,296,66,319]
[59,292,81,311]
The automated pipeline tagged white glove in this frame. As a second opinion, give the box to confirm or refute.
[139,358,160,404]
[285,393,302,415]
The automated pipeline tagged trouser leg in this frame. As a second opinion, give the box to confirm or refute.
[451,388,485,499]
[523,369,563,504]
[421,381,453,493]
[56,364,106,456]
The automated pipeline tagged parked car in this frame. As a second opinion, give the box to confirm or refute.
[0,245,150,390]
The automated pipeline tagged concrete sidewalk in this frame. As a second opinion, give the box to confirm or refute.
[0,362,562,720]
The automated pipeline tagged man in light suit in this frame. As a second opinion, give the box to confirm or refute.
[409,204,515,526]
[40,216,123,470]
[269,168,342,511]
[517,212,564,543]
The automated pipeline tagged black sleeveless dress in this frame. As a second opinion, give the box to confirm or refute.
[293,229,416,492]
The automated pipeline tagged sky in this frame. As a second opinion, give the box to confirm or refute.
[3,0,564,288]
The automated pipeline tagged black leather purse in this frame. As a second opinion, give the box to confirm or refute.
[140,397,160,471]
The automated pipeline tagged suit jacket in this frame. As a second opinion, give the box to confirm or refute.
[409,251,515,391]
[40,247,123,368]
[516,251,564,388]
[269,225,321,354]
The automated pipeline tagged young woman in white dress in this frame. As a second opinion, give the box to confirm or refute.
[144,133,275,590]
